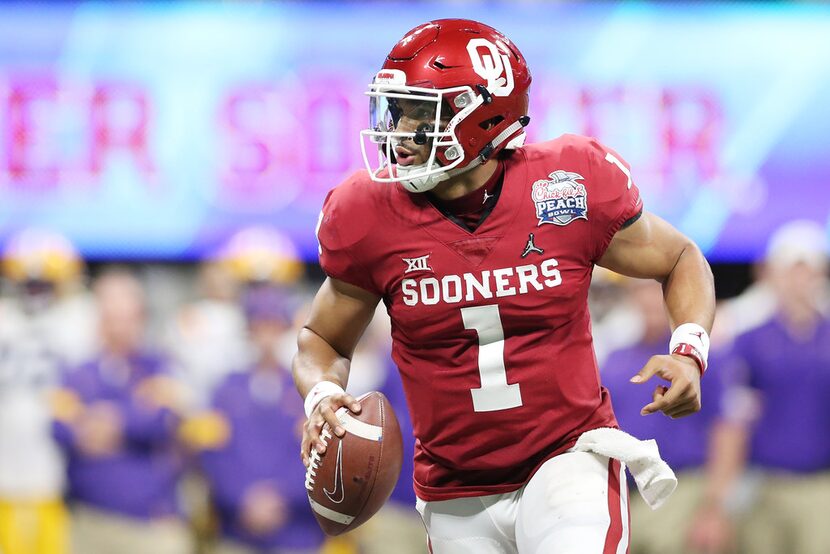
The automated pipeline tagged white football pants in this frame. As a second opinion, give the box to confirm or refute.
[415,452,629,554]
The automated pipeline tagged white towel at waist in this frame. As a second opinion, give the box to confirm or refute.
[573,427,677,510]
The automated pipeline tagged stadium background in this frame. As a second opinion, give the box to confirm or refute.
[0,1,828,554]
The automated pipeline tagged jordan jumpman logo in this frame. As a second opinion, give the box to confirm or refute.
[521,233,544,258]
[482,190,494,204]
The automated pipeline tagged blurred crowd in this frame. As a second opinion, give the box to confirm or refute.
[0,227,419,554]
[0,219,828,554]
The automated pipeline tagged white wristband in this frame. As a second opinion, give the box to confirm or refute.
[669,323,710,370]
[304,381,345,418]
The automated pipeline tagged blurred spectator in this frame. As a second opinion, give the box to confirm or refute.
[0,229,96,554]
[600,278,723,554]
[52,268,192,554]
[169,227,306,408]
[689,220,830,554]
[168,261,249,408]
[197,285,326,554]
[217,226,306,372]
[217,227,304,288]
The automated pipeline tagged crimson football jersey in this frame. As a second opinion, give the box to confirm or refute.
[317,134,643,501]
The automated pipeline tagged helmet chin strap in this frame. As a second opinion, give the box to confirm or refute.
[397,118,527,194]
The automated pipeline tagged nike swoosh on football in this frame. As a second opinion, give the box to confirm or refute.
[323,440,345,504]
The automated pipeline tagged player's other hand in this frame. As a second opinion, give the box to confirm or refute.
[630,354,701,418]
[301,392,361,467]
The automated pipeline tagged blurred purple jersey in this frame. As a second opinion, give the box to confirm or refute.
[54,352,182,519]
[200,369,324,551]
[728,317,830,472]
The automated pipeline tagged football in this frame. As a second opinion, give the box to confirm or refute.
[305,391,403,536]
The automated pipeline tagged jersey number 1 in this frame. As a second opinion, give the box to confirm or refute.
[605,152,632,189]
[461,304,523,412]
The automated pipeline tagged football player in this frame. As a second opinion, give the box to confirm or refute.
[294,19,715,553]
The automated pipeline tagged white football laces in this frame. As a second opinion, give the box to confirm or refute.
[304,427,333,492]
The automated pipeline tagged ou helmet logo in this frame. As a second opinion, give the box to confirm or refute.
[466,38,515,97]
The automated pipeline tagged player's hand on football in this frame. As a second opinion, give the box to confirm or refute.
[301,392,361,467]
[630,354,701,418]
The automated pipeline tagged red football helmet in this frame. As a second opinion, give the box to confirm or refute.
[360,19,532,193]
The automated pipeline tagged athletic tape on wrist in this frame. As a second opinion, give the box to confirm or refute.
[669,323,710,373]
[304,381,345,418]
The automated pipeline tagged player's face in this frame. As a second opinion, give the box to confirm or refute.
[390,97,450,166]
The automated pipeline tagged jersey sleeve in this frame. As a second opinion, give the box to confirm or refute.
[583,138,644,261]
[316,175,383,296]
